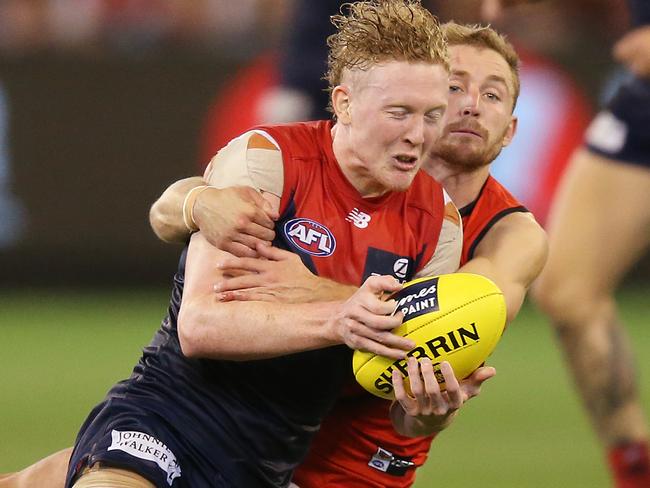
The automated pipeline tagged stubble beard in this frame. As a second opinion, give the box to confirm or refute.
[432,129,507,172]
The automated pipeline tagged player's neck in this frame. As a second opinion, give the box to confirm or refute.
[426,159,490,208]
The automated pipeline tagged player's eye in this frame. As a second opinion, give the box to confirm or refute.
[484,92,501,102]
[425,109,444,123]
[387,110,408,119]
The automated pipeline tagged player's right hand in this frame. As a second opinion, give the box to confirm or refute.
[393,359,496,434]
[193,186,279,258]
[328,275,414,359]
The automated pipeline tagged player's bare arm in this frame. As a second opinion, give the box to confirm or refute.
[149,178,277,257]
[389,360,496,437]
[149,176,205,243]
[150,129,283,256]
[459,212,548,322]
[179,233,413,360]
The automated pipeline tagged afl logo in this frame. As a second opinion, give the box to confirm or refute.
[284,218,336,257]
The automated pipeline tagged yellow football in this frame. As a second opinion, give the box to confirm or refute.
[353,273,507,400]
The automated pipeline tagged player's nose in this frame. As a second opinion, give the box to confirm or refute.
[404,116,426,146]
[460,87,481,117]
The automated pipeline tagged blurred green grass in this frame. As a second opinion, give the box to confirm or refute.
[1,286,648,487]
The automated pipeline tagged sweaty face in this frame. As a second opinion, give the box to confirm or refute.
[340,60,449,196]
[432,44,516,170]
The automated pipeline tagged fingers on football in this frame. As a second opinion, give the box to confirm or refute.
[416,358,443,412]
[394,359,447,416]
[346,323,411,358]
[393,369,417,415]
[361,341,409,360]
[350,307,404,334]
[405,357,429,413]
[361,275,403,296]
[357,292,400,318]
[438,361,462,410]
[392,369,409,398]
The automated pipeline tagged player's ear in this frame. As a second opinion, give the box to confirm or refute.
[331,85,352,124]
[501,116,517,147]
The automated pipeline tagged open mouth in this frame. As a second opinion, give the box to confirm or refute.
[393,155,419,170]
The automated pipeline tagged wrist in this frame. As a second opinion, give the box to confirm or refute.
[182,185,217,232]
[319,301,347,345]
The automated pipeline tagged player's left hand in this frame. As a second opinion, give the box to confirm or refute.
[613,26,650,78]
[393,358,496,433]
[213,243,350,303]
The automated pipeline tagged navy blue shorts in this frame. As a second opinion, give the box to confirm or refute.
[65,398,229,488]
[586,74,650,168]
[585,74,650,167]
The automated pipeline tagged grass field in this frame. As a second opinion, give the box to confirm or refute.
[1,286,648,487]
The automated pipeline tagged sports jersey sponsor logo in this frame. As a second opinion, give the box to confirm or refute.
[368,447,415,476]
[284,218,336,256]
[362,248,414,283]
[108,430,181,485]
[373,323,481,395]
[393,258,409,279]
[346,208,371,228]
[392,277,440,321]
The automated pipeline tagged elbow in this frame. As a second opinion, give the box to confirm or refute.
[149,202,184,244]
[177,299,235,359]
[177,306,204,358]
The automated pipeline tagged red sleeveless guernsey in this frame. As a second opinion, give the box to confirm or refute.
[293,175,528,488]
[255,120,447,285]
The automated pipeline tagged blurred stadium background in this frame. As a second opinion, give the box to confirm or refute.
[0,0,647,486]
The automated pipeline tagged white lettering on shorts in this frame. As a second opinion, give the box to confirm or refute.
[586,111,628,153]
[108,430,181,486]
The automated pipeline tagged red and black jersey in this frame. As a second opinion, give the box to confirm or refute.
[460,175,529,266]
[293,175,528,488]
[256,120,446,285]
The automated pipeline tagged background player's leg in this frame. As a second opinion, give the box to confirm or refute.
[0,448,71,488]
[533,149,650,487]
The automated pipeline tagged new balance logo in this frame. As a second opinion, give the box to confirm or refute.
[346,208,371,228]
